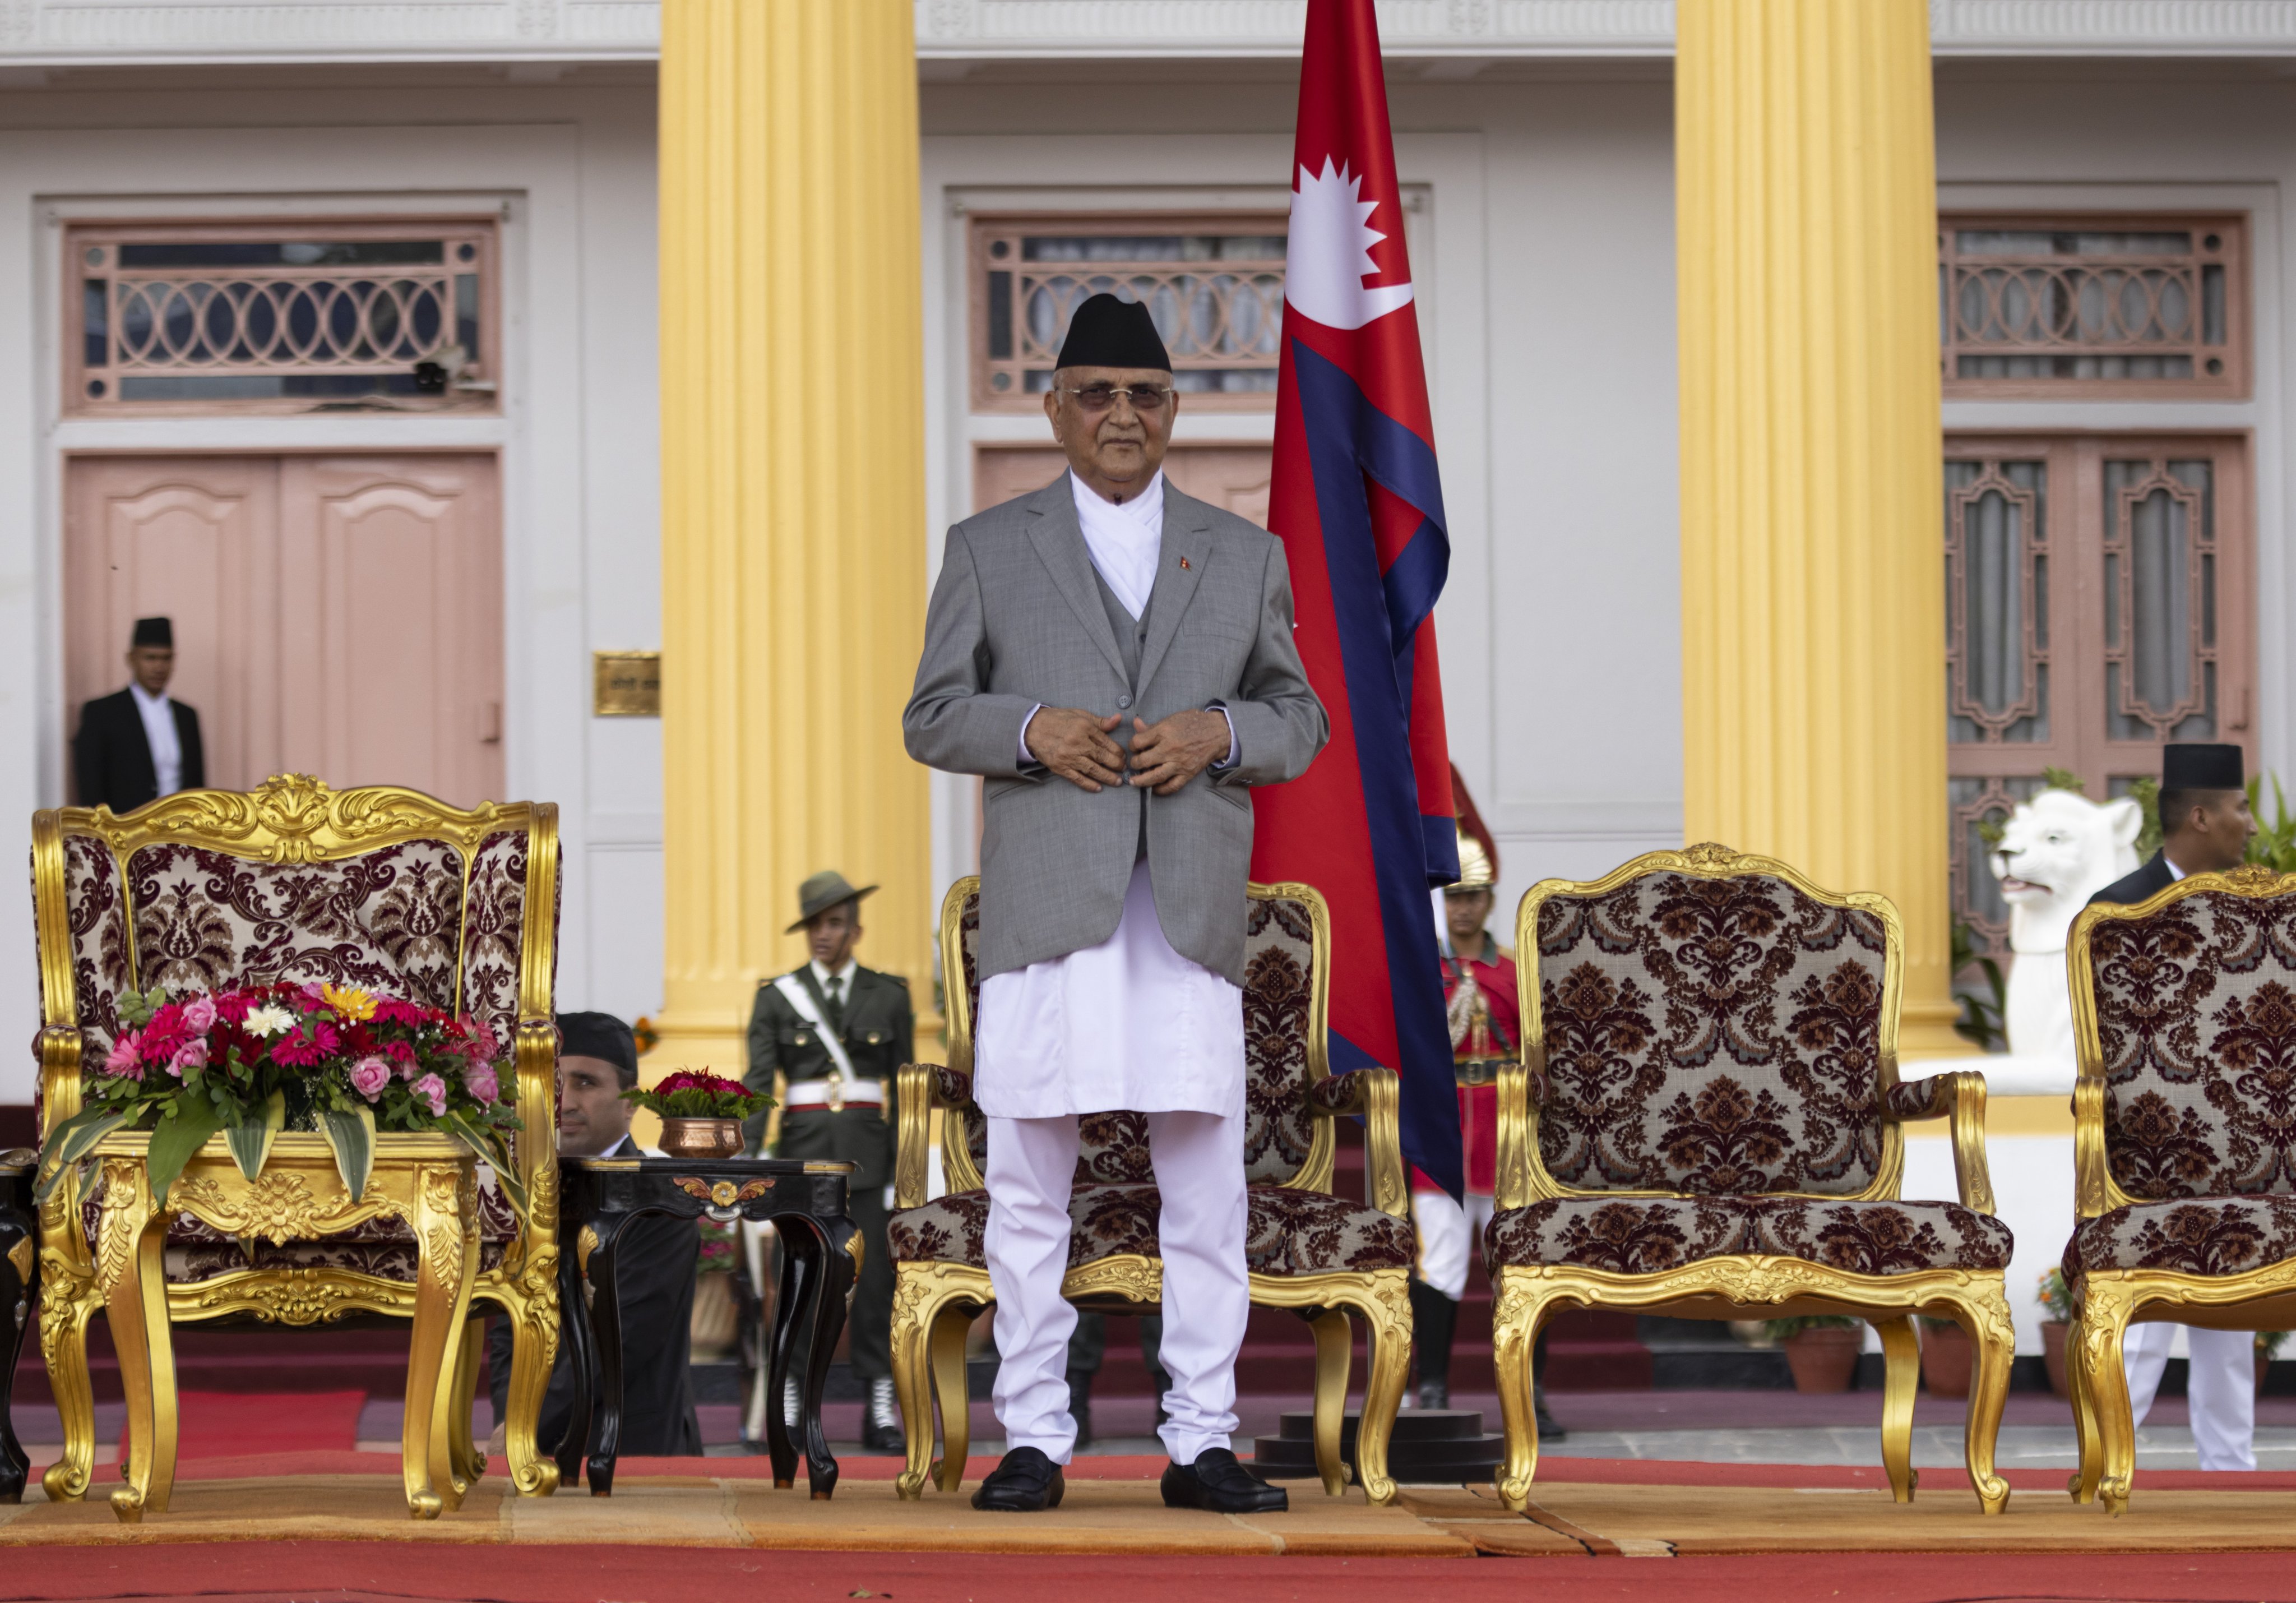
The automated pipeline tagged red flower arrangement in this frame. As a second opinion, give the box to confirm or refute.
[622,1069,772,1122]
[39,980,522,1211]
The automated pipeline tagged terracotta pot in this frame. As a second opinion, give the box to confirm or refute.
[690,1269,738,1360]
[660,1117,744,1159]
[2040,1319,2072,1399]
[1782,1327,1862,1393]
[1920,1322,1973,1398]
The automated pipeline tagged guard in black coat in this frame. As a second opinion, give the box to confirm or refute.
[74,616,205,812]
[2088,742,2256,910]
[487,1013,702,1458]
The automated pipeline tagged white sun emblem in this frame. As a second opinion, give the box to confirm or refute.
[1284,156,1415,331]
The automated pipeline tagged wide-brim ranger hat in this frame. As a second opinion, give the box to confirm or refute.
[787,870,878,933]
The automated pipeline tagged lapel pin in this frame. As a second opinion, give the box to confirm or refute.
[1179,556,1191,570]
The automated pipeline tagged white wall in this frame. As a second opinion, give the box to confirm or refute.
[0,70,663,1103]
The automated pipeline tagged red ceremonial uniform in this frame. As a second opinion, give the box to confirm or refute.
[1409,935,1516,1197]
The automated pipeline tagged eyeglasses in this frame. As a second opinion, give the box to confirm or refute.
[1053,384,1175,414]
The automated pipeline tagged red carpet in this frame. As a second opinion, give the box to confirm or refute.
[113,1390,365,1461]
[1,1542,2293,1603]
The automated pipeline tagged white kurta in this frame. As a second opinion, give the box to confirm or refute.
[973,469,1248,1121]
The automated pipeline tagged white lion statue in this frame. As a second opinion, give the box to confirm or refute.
[1987,788,2143,1065]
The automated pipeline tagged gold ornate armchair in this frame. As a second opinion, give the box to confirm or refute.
[2063,863,2296,1514]
[1486,845,2015,1513]
[32,775,563,1502]
[887,877,1417,1504]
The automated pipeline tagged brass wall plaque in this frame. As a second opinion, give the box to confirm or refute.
[593,651,661,717]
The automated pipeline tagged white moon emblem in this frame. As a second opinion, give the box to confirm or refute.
[1285,157,1416,331]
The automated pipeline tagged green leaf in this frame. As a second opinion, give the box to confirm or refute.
[447,1111,526,1218]
[145,1099,229,1208]
[321,1106,377,1201]
[223,1090,286,1182]
[32,1106,132,1204]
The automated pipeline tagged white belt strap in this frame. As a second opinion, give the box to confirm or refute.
[783,1078,882,1107]
[773,972,859,1083]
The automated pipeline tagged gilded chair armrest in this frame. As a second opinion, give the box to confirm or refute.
[1308,1068,1409,1221]
[2072,1076,2116,1220]
[1883,1070,1994,1218]
[893,1063,980,1210]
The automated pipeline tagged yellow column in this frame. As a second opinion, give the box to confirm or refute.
[1675,0,1965,1056]
[651,0,931,1078]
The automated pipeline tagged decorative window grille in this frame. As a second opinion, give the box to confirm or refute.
[1939,215,2246,398]
[67,221,498,413]
[1945,436,2253,957]
[972,215,1287,411]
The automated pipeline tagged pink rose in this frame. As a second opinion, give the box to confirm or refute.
[465,1063,500,1105]
[349,1055,393,1102]
[180,995,217,1034]
[169,1038,209,1078]
[411,1073,448,1118]
[104,1029,145,1080]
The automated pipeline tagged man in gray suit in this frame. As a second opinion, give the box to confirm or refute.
[905,294,1327,1513]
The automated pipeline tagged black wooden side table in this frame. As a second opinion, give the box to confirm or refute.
[0,1149,36,1505]
[558,1154,856,1498]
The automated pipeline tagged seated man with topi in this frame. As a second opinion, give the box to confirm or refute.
[904,294,1328,1513]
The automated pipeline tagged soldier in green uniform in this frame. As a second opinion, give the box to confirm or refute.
[745,870,914,1453]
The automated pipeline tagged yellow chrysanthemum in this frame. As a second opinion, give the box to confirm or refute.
[323,984,378,1023]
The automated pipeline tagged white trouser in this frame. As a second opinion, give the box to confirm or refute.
[986,1108,1249,1466]
[1411,1189,1496,1301]
[2124,1322,2256,1471]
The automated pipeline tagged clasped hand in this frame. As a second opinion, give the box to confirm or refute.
[1024,706,1229,796]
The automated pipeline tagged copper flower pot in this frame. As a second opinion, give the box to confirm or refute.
[1920,1321,1974,1399]
[659,1117,744,1159]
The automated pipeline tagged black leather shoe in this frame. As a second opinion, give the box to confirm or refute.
[970,1446,1066,1512]
[1160,1447,1288,1513]
[1534,1384,1568,1444]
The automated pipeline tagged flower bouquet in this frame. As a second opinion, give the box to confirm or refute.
[37,981,524,1213]
[622,1070,772,1159]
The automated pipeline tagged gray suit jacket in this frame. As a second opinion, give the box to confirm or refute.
[904,474,1329,986]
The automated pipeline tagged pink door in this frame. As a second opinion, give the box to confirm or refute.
[65,454,504,807]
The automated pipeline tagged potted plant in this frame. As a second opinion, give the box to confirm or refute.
[2038,1269,2075,1399]
[1766,1315,1863,1392]
[690,1217,742,1361]
[1919,1315,1973,1397]
[623,1070,773,1159]
[36,981,523,1211]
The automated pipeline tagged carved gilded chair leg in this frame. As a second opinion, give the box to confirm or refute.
[1956,1286,2014,1515]
[496,1269,562,1498]
[1874,1314,1920,1503]
[1490,1268,1557,1513]
[1306,1309,1354,1497]
[1350,1269,1412,1508]
[929,1301,976,1494]
[107,1195,175,1525]
[36,1252,99,1504]
[2067,1319,2103,1503]
[447,1310,486,1492]
[890,1267,939,1501]
[2074,1283,2138,1517]
[403,1163,474,1521]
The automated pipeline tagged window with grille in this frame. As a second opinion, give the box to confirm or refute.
[1939,215,2246,398]
[971,215,1287,412]
[1945,436,2253,954]
[67,221,499,413]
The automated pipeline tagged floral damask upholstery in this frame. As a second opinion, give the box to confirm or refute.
[949,889,1322,1185]
[2066,1195,2296,1278]
[62,835,133,1045]
[1533,870,1890,1195]
[2084,891,2296,1199]
[890,1182,1413,1277]
[1486,1195,2011,1278]
[124,839,466,1008]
